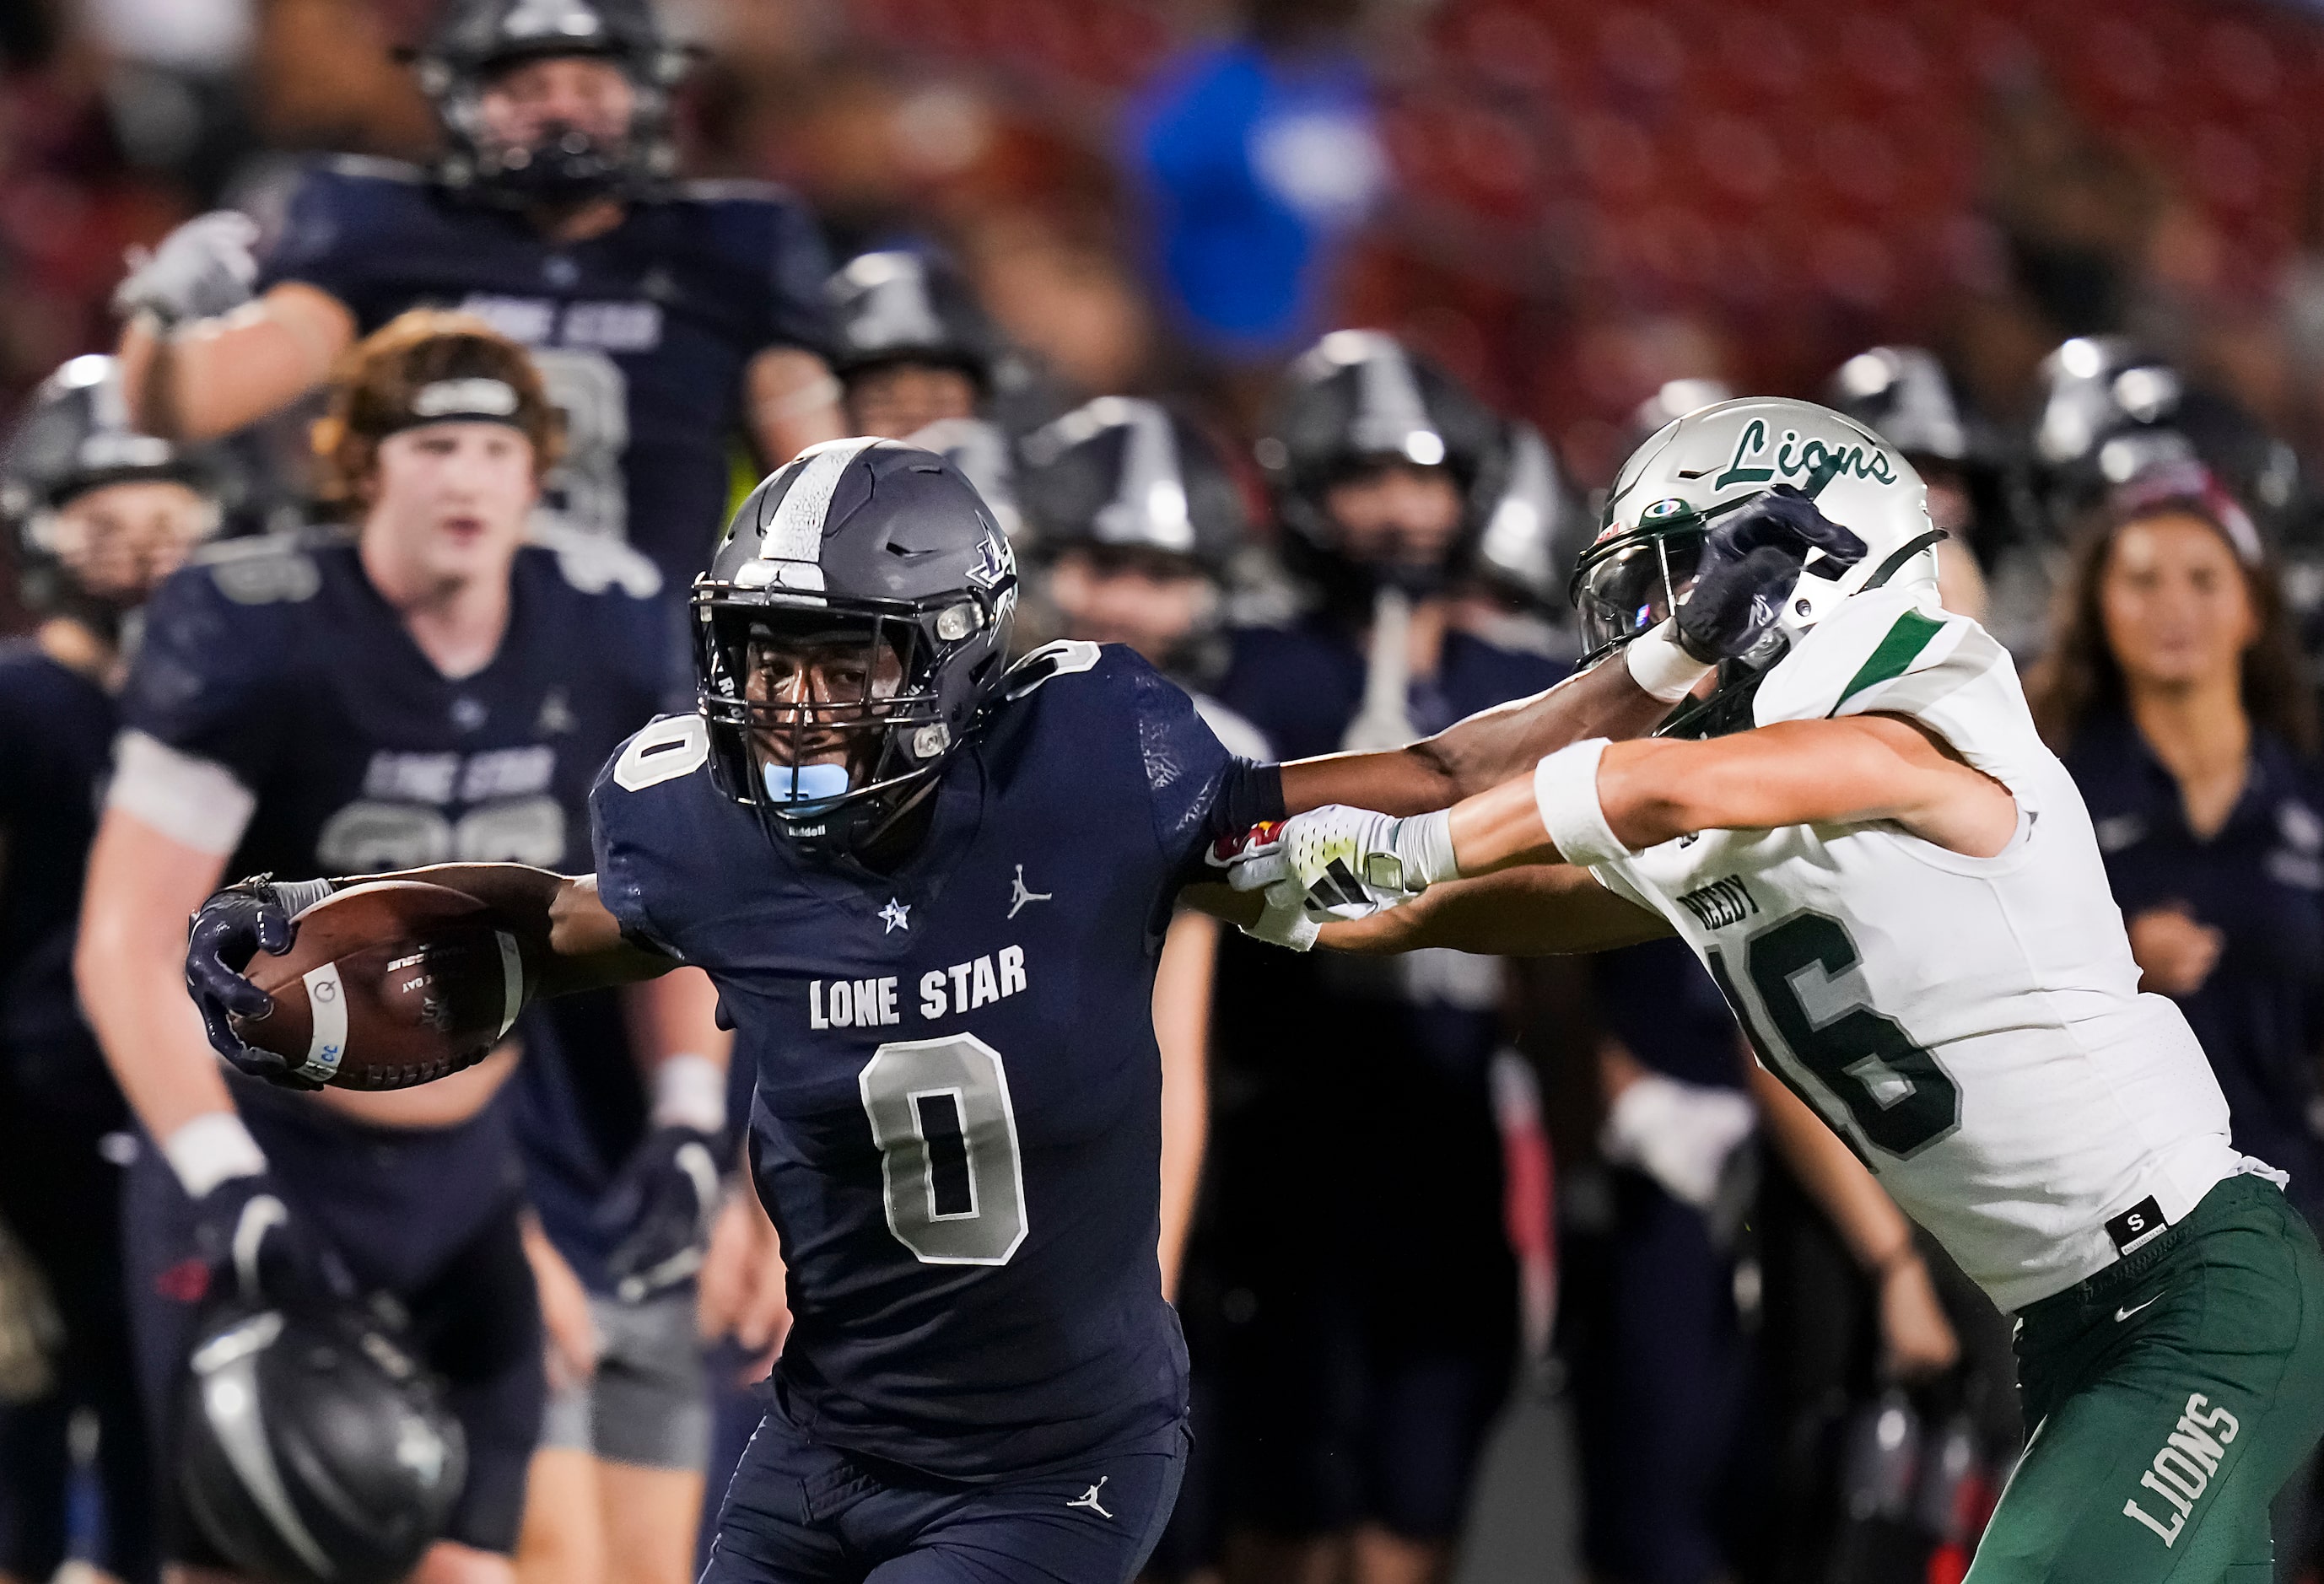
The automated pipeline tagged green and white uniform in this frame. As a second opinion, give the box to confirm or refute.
[1578,585,2324,1580]
[1588,585,2273,1311]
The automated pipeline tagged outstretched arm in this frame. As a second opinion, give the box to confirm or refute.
[1220,715,2015,950]
[1277,655,1671,817]
[182,861,680,1091]
[1275,482,1874,817]
[1447,714,2018,876]
[1316,865,1672,956]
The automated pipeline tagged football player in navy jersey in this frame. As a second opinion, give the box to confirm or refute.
[75,313,725,1584]
[174,433,1853,1582]
[1204,331,1572,1584]
[0,355,224,1584]
[112,0,844,595]
[1018,395,1265,1296]
[1016,396,1264,1581]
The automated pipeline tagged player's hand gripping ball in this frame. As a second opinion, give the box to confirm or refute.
[186,879,531,1091]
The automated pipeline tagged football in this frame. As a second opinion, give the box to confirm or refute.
[229,881,532,1091]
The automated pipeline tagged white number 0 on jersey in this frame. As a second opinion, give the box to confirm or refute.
[859,1035,1029,1265]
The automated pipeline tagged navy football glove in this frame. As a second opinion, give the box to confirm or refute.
[601,1126,724,1304]
[185,875,337,1091]
[191,1175,348,1308]
[1674,485,1868,663]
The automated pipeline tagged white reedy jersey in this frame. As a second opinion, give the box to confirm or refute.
[1589,585,2273,1311]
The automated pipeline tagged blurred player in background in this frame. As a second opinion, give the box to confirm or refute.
[1015,395,1258,1584]
[824,250,1036,536]
[111,0,843,594]
[1205,331,1561,1584]
[1018,394,1264,1290]
[0,355,224,1584]
[73,313,720,1584]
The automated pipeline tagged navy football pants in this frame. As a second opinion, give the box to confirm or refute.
[704,1403,1189,1583]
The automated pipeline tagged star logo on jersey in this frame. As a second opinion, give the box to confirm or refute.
[535,688,577,735]
[1008,865,1053,919]
[1067,1477,1113,1519]
[879,898,911,934]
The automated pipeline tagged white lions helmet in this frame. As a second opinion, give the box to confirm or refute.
[1570,396,1942,662]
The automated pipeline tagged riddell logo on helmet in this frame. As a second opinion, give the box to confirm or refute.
[1710,418,1898,495]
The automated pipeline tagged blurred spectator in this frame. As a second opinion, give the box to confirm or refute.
[2028,463,2324,1224]
[1125,0,1385,367]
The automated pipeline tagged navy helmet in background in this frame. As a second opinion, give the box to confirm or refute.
[2,353,227,622]
[826,251,1003,391]
[412,0,692,208]
[1462,420,1588,631]
[1257,329,1508,601]
[177,1300,466,1584]
[1018,396,1248,574]
[2023,335,2303,543]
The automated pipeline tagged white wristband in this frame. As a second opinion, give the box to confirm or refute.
[1392,809,1461,888]
[1625,619,1713,704]
[162,1111,267,1199]
[1534,739,1632,867]
[652,1053,727,1134]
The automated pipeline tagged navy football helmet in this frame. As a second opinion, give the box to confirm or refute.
[414,0,688,207]
[695,440,1018,859]
[2,354,223,623]
[827,252,1004,391]
[1018,396,1248,575]
[1257,331,1511,611]
[2024,336,2300,541]
[177,1300,465,1584]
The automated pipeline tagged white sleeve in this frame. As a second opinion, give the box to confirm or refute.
[105,729,256,856]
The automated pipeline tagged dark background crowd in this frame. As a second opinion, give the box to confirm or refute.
[9,1,2324,1583]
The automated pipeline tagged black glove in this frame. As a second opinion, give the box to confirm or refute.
[1675,485,1868,662]
[600,1126,725,1304]
[191,1174,348,1308]
[185,875,336,1091]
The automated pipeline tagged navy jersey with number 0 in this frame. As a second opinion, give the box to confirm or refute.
[257,158,834,590]
[590,643,1280,1477]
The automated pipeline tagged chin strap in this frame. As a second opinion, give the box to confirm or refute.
[1861,528,1949,592]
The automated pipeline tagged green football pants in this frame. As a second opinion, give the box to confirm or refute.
[1965,1172,2324,1582]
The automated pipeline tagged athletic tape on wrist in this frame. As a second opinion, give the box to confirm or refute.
[652,1053,728,1134]
[1534,739,1632,868]
[1393,809,1461,888]
[163,1112,267,1199]
[1625,619,1714,703]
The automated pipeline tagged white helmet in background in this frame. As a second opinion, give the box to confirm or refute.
[1571,396,1942,661]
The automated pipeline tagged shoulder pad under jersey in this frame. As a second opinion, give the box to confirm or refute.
[313,154,429,186]
[191,527,347,605]
[526,520,663,601]
[670,177,806,207]
[1000,639,1103,703]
